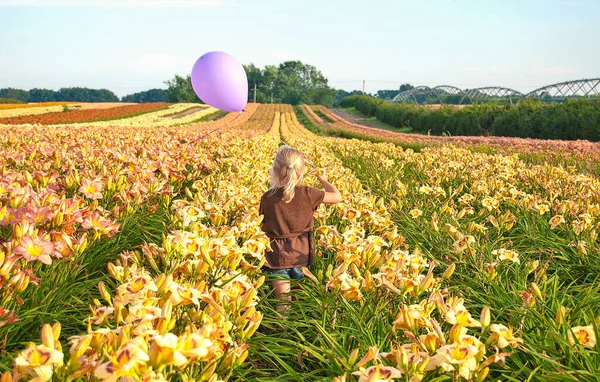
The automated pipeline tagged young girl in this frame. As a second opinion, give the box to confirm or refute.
[259,145,342,312]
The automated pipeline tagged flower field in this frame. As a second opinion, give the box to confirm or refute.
[303,105,600,176]
[0,103,599,381]
[0,103,169,125]
[61,104,218,129]
[0,102,79,111]
[0,105,76,119]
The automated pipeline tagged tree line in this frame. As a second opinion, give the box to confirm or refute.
[0,87,121,103]
[340,95,600,141]
[2,60,340,106]
[163,61,339,107]
[2,62,416,108]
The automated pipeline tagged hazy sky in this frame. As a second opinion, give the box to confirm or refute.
[0,0,597,97]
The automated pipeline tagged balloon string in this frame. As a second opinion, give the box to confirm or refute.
[187,109,244,145]
[280,139,319,175]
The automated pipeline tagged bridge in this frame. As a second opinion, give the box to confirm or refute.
[391,78,600,104]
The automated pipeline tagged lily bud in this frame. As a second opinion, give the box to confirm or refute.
[555,305,567,326]
[70,335,92,361]
[98,282,111,304]
[399,346,409,371]
[530,282,543,300]
[449,324,464,342]
[416,357,430,373]
[442,263,455,280]
[475,367,490,382]
[347,348,359,366]
[480,306,491,329]
[52,323,61,346]
[418,272,434,293]
[41,323,55,348]
[162,299,173,321]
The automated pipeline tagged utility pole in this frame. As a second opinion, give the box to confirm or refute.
[253,83,257,103]
[271,92,273,104]
[362,80,365,95]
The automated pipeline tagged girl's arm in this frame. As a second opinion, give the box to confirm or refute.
[316,170,342,204]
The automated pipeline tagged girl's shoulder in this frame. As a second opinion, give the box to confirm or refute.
[296,186,325,204]
[295,185,318,192]
[261,188,281,199]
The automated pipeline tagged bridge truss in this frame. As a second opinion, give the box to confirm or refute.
[391,78,600,104]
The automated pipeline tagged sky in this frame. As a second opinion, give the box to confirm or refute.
[0,0,598,97]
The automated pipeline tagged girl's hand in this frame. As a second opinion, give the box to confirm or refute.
[318,168,342,204]
[316,168,328,183]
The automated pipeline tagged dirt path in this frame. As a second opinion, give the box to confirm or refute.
[332,109,383,129]
[168,106,209,119]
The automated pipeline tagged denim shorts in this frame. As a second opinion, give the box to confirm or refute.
[263,267,304,280]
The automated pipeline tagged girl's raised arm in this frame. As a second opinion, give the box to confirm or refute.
[316,170,342,204]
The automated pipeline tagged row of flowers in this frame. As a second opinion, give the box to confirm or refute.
[0,102,78,111]
[312,105,600,173]
[59,104,219,129]
[332,139,599,252]
[0,103,169,125]
[0,104,71,119]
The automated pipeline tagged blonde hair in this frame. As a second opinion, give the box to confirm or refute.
[269,146,306,203]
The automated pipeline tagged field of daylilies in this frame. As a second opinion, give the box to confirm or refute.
[0,103,171,125]
[0,101,599,381]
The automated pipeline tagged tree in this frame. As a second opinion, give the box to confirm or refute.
[54,87,118,102]
[308,87,337,108]
[244,63,263,103]
[29,88,55,102]
[1,87,120,102]
[241,61,335,106]
[273,61,335,106]
[164,75,198,103]
[335,90,363,106]
[399,84,414,92]
[260,65,279,103]
[376,90,400,100]
[0,88,30,102]
[164,60,335,106]
[122,89,168,103]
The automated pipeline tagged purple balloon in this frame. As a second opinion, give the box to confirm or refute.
[191,51,248,112]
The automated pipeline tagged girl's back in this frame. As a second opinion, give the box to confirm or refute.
[260,185,324,269]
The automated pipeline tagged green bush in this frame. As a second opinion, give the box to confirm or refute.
[340,95,600,141]
[338,95,363,108]
[354,95,383,116]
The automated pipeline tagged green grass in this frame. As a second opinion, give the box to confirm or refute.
[312,108,336,123]
[340,107,417,134]
[293,105,326,136]
[241,257,407,380]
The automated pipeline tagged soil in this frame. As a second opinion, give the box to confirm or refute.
[332,109,382,129]
[168,106,209,119]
